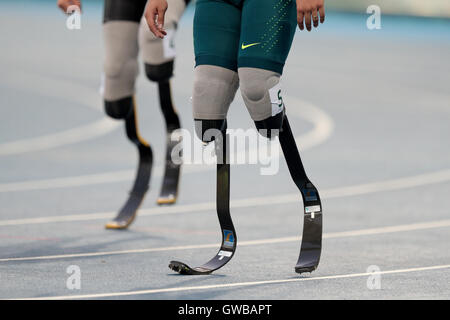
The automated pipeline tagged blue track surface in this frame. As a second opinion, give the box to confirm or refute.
[0,0,449,300]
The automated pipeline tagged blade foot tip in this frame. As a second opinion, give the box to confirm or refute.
[105,222,128,230]
[157,198,177,205]
[295,266,317,274]
[169,261,185,274]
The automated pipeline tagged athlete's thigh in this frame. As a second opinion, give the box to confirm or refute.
[103,0,147,23]
[194,0,242,72]
[102,0,147,101]
[102,0,145,55]
[238,0,297,74]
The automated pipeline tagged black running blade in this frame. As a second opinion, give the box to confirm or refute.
[105,190,148,229]
[157,80,182,205]
[295,182,322,274]
[105,99,153,230]
[106,145,152,230]
[157,132,181,205]
[169,131,235,275]
[169,247,235,275]
[280,116,323,275]
[295,215,322,274]
[169,261,212,275]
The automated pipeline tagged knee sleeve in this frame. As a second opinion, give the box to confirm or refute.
[138,0,186,66]
[193,65,239,120]
[239,67,285,122]
[104,96,133,120]
[239,67,285,138]
[103,21,139,101]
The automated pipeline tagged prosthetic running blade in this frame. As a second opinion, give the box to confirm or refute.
[106,104,153,229]
[157,130,181,205]
[156,81,182,205]
[169,132,235,275]
[295,180,322,274]
[280,116,323,274]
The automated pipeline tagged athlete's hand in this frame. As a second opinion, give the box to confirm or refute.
[145,0,168,39]
[296,0,325,31]
[57,0,82,14]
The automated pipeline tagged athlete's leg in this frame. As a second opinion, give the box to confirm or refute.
[138,0,189,205]
[138,0,188,130]
[102,0,151,229]
[238,0,323,274]
[103,0,147,118]
[237,0,297,137]
[192,0,241,142]
[168,1,241,275]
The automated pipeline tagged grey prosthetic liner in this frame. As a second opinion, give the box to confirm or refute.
[193,65,239,121]
[103,21,141,102]
[239,67,285,139]
[192,65,238,146]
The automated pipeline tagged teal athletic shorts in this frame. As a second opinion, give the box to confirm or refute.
[194,0,297,74]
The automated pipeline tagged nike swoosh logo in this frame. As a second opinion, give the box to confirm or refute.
[241,42,261,50]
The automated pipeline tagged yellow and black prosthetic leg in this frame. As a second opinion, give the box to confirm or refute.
[104,97,153,229]
[102,0,151,229]
[144,61,182,205]
[102,0,187,227]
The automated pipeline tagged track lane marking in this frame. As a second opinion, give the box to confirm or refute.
[1,219,449,262]
[11,264,450,300]
[0,118,119,156]
[1,168,449,227]
[0,72,120,156]
[0,96,333,191]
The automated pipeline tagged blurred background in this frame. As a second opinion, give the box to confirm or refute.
[328,0,450,18]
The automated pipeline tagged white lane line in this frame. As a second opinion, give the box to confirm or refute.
[0,72,120,156]
[0,118,119,156]
[0,71,102,112]
[13,264,450,300]
[1,168,449,227]
[287,97,334,151]
[0,164,207,193]
[323,168,450,199]
[1,219,449,262]
[0,169,135,193]
[0,97,333,192]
